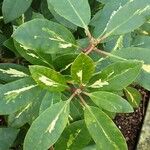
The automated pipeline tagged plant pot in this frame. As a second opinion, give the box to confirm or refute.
[136,99,150,150]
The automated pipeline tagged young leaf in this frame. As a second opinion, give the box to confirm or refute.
[0,63,29,82]
[23,101,70,150]
[12,19,76,54]
[55,120,91,150]
[2,0,32,23]
[47,0,91,29]
[0,77,41,115]
[84,106,128,150]
[124,87,141,108]
[0,128,19,150]
[88,91,133,113]
[29,65,68,92]
[89,60,142,91]
[39,91,62,114]
[71,53,95,85]
[112,47,150,90]
[101,0,150,38]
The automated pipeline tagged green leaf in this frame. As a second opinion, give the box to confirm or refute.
[136,69,150,90]
[14,41,53,67]
[132,35,150,48]
[12,19,76,54]
[32,12,45,19]
[62,94,83,121]
[48,3,77,30]
[112,47,150,64]
[89,60,142,91]
[8,91,46,128]
[112,47,150,90]
[91,0,128,38]
[0,33,7,47]
[55,120,91,150]
[0,128,19,150]
[0,77,41,115]
[88,91,133,113]
[0,63,29,82]
[3,38,20,56]
[23,101,70,150]
[40,0,53,20]
[39,91,62,114]
[29,65,68,92]
[2,0,32,23]
[47,0,91,29]
[70,100,83,121]
[103,33,132,52]
[101,0,150,37]
[124,87,141,108]
[84,106,128,150]
[53,54,77,73]
[96,0,110,4]
[140,21,150,33]
[82,145,97,150]
[71,53,95,85]
[103,110,116,119]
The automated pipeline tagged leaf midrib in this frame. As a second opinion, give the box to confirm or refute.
[66,0,88,29]
[90,94,120,112]
[100,2,146,38]
[86,106,119,150]
[34,101,69,150]
[42,27,79,49]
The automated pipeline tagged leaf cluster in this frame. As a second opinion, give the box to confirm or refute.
[0,0,150,150]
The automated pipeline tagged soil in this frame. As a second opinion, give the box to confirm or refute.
[115,88,150,150]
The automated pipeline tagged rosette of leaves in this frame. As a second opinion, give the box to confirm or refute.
[0,0,150,149]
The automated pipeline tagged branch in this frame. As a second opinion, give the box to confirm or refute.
[78,94,87,107]
[97,34,108,44]
[85,28,93,40]
[84,44,95,54]
[67,88,83,103]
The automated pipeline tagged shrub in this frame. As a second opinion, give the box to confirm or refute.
[0,0,150,149]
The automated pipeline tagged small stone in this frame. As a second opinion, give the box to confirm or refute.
[118,126,121,129]
[126,137,129,141]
